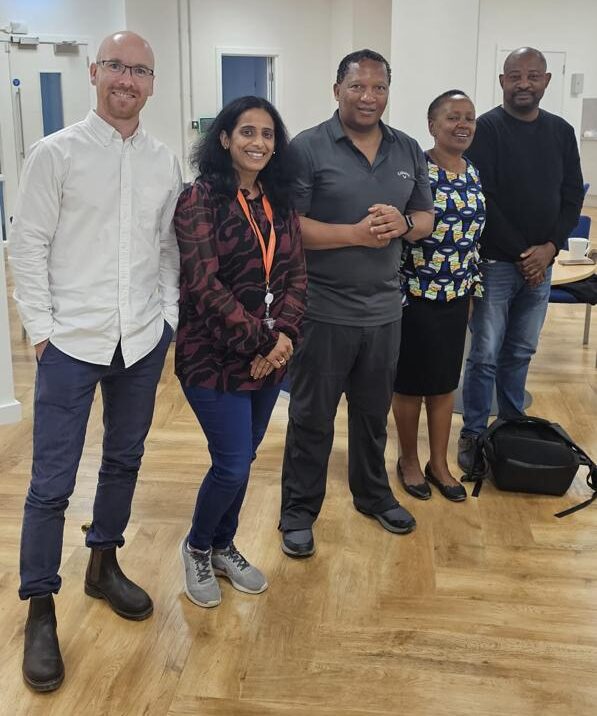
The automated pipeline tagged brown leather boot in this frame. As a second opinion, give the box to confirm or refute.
[84,547,153,620]
[23,594,65,692]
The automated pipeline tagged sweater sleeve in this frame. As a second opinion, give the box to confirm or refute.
[272,210,307,344]
[544,126,584,250]
[175,183,278,358]
[466,118,528,261]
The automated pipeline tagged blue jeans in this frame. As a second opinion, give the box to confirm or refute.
[19,323,172,599]
[462,261,551,436]
[183,385,280,551]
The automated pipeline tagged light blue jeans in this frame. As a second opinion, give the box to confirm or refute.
[461,260,551,437]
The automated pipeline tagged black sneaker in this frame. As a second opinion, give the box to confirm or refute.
[357,505,416,534]
[281,529,315,558]
[457,435,489,476]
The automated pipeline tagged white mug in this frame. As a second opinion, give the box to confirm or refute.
[568,237,590,260]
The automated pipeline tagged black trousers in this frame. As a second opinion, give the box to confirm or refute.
[280,319,401,530]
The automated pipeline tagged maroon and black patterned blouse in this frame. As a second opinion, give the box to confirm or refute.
[174,180,307,391]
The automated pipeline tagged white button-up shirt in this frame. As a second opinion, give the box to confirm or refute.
[9,111,182,367]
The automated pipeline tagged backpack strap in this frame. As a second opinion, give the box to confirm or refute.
[555,463,597,518]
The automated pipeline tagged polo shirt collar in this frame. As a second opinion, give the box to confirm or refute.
[329,110,395,143]
[86,110,145,147]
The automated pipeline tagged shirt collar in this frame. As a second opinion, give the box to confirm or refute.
[328,110,395,143]
[85,110,145,147]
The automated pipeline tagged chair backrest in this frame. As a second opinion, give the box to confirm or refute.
[566,214,591,248]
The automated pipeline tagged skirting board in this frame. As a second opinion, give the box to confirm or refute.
[0,399,22,425]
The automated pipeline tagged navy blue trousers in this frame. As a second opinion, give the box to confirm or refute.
[183,385,280,551]
[19,323,172,599]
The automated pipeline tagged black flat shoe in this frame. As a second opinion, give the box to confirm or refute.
[397,458,431,500]
[424,463,467,502]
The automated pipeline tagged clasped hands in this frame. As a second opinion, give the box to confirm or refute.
[353,204,409,248]
[250,331,293,380]
[517,243,556,287]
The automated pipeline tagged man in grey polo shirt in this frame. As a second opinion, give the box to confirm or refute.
[280,49,434,557]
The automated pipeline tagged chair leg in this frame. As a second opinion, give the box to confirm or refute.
[583,304,591,346]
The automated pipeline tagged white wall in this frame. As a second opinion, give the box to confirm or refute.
[0,0,125,53]
[188,0,333,139]
[475,0,597,198]
[124,0,185,169]
[476,0,597,133]
[390,0,480,149]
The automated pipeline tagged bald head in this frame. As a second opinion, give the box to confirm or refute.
[96,31,154,70]
[503,47,546,74]
[499,46,551,121]
[91,31,156,138]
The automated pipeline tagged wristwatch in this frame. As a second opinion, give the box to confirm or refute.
[402,214,414,236]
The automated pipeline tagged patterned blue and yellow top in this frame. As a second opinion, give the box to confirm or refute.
[401,154,486,302]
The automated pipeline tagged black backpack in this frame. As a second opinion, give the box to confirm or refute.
[462,416,597,518]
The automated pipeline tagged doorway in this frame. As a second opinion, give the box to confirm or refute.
[216,48,277,111]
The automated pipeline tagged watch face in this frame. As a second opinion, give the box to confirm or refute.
[405,215,414,230]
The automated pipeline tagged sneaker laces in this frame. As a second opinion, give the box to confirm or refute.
[189,547,214,583]
[223,543,250,571]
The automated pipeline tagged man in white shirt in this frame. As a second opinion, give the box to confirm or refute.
[9,31,181,692]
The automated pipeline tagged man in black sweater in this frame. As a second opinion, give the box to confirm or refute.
[458,47,584,471]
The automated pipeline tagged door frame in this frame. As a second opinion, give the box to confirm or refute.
[215,46,281,113]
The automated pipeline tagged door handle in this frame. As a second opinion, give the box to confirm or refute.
[15,87,26,158]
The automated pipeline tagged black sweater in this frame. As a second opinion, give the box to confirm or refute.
[466,106,584,262]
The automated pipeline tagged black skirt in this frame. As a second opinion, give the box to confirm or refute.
[394,296,469,396]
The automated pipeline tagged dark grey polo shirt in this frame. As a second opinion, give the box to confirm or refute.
[291,111,433,326]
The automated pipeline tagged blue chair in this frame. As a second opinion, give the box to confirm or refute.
[549,214,593,345]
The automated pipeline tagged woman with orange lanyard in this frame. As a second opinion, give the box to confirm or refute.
[174,96,306,608]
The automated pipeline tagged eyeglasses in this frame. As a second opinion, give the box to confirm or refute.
[97,60,154,79]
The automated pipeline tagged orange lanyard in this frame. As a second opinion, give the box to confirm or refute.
[236,189,276,291]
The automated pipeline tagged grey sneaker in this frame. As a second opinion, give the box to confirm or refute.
[211,543,268,595]
[179,538,221,608]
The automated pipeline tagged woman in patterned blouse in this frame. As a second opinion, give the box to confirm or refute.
[392,90,486,502]
[175,96,306,608]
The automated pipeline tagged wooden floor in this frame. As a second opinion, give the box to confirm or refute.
[1,214,596,715]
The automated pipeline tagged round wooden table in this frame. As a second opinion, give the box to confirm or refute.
[552,249,596,285]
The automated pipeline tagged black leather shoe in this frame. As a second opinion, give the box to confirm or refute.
[23,594,64,692]
[85,547,153,620]
[425,463,467,502]
[357,505,416,534]
[397,458,431,500]
[281,529,315,558]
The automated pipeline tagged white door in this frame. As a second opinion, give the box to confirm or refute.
[0,40,91,229]
[10,41,91,173]
[494,50,566,116]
